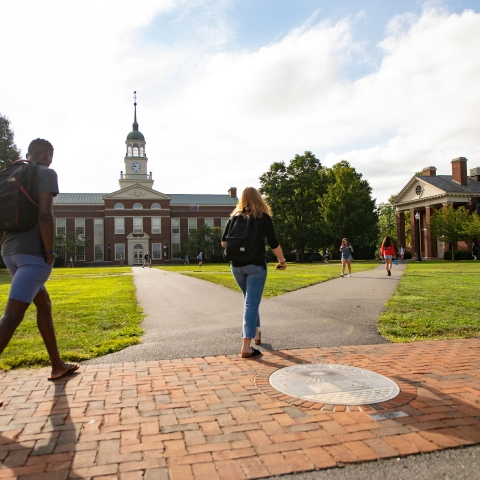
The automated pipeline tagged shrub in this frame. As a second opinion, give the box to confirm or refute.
[444,250,474,260]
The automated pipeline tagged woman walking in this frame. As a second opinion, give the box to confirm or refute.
[380,236,396,276]
[398,245,405,262]
[339,238,354,277]
[221,187,286,358]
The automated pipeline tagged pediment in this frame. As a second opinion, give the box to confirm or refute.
[103,184,171,201]
[395,177,446,206]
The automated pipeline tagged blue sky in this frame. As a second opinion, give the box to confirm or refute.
[1,0,480,203]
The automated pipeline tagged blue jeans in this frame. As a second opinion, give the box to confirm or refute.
[231,264,267,339]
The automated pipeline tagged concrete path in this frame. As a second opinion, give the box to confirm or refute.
[86,263,404,363]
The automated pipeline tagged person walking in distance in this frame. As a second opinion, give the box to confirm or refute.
[0,139,79,392]
[143,251,150,268]
[222,187,287,358]
[197,251,203,266]
[68,256,74,267]
[472,241,478,261]
[398,245,405,263]
[339,238,354,277]
[380,236,396,276]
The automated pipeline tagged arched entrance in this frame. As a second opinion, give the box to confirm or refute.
[133,244,144,265]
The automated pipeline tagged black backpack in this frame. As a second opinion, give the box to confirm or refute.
[0,160,39,232]
[223,214,258,263]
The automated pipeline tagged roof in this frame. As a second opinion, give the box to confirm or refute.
[54,193,106,204]
[126,130,145,141]
[421,175,480,194]
[53,192,238,206]
[167,194,238,205]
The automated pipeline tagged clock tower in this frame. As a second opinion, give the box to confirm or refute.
[119,92,154,189]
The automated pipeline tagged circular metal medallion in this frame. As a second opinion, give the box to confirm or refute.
[269,364,400,405]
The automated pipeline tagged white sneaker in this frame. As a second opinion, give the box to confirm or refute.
[347,274,351,277]
[340,273,344,277]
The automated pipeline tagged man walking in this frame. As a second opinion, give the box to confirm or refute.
[0,139,79,390]
[197,251,203,266]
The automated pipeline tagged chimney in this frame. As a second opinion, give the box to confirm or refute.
[470,167,480,183]
[228,187,237,198]
[422,166,437,176]
[451,157,468,186]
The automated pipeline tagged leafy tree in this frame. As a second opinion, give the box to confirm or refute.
[183,225,222,258]
[377,194,398,246]
[426,205,470,260]
[55,231,90,262]
[320,161,378,247]
[259,151,329,259]
[0,114,21,170]
[463,212,480,242]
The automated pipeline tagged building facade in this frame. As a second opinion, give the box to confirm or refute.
[53,101,237,265]
[394,157,480,259]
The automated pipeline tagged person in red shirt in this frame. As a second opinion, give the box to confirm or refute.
[380,236,396,276]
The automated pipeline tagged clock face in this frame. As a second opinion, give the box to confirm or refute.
[131,161,141,173]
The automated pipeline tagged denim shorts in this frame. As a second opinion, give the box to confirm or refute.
[3,254,53,304]
[384,255,393,259]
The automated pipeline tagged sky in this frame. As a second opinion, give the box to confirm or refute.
[1,0,480,204]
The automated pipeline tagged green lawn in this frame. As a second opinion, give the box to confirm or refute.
[156,261,379,297]
[0,267,143,370]
[379,262,480,342]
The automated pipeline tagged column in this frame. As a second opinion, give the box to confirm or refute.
[396,211,406,251]
[424,206,437,259]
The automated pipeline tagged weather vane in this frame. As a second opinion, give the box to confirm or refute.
[133,90,137,105]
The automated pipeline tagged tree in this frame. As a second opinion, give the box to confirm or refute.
[462,212,480,242]
[0,114,22,170]
[183,225,222,258]
[320,161,378,247]
[259,151,329,259]
[55,231,90,262]
[377,194,398,245]
[426,205,470,260]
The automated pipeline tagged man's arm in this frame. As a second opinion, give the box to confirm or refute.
[38,191,55,265]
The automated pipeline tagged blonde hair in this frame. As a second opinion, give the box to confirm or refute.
[231,187,272,218]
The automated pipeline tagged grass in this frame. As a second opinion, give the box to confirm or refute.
[156,261,379,297]
[0,267,143,370]
[379,261,480,342]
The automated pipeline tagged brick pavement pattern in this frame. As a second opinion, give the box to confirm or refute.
[1,338,480,479]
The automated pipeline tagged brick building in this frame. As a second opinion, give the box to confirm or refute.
[53,101,237,265]
[394,157,480,259]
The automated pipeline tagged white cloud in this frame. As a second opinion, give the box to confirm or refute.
[1,1,480,203]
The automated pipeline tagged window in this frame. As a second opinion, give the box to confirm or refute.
[76,245,85,262]
[140,146,144,156]
[56,244,66,261]
[151,203,161,209]
[75,218,85,236]
[115,244,125,260]
[133,217,143,234]
[172,243,180,259]
[56,218,66,236]
[94,219,104,235]
[188,218,197,233]
[114,203,124,209]
[152,217,161,234]
[127,146,132,156]
[171,218,180,234]
[115,217,124,234]
[221,218,229,231]
[133,203,143,209]
[94,244,104,261]
[205,218,214,228]
[152,243,161,259]
[133,146,139,156]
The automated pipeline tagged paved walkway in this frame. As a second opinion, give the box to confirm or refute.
[0,264,479,479]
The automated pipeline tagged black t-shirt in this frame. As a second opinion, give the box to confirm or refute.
[222,213,280,268]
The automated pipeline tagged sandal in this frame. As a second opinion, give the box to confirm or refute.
[48,363,80,381]
[241,347,262,358]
